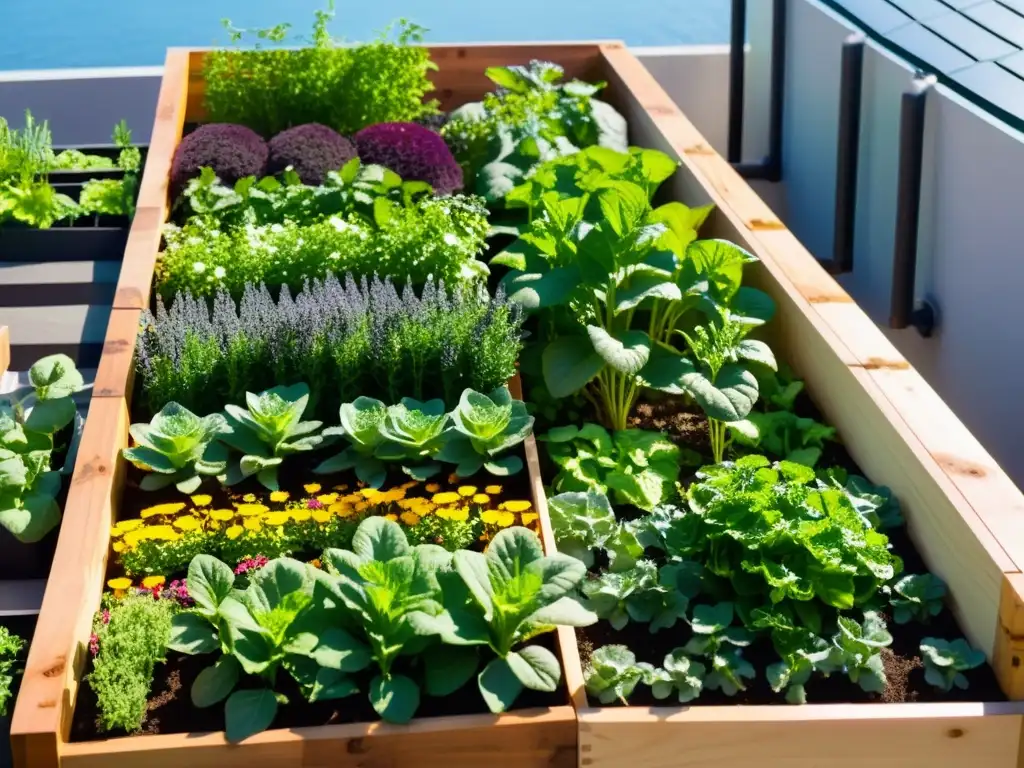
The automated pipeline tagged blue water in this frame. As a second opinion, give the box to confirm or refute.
[0,0,730,71]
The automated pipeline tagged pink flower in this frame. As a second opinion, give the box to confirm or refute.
[307,498,325,510]
[89,633,100,657]
[101,609,110,625]
[234,556,269,575]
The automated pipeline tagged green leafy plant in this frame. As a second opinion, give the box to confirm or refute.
[0,353,85,542]
[0,626,25,718]
[920,638,985,692]
[0,111,78,229]
[442,61,627,201]
[425,526,597,713]
[204,4,438,137]
[830,612,891,694]
[753,609,838,704]
[547,489,634,568]
[122,403,229,493]
[375,398,451,481]
[583,559,697,633]
[219,383,324,490]
[314,396,390,487]
[730,409,835,467]
[643,649,706,703]
[889,574,946,624]
[683,603,755,696]
[583,644,651,705]
[816,467,904,530]
[436,385,534,477]
[542,423,682,511]
[320,518,446,723]
[88,595,176,733]
[168,555,367,742]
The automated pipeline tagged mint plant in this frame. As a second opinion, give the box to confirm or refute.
[920,638,985,692]
[436,385,535,477]
[890,574,947,624]
[219,384,325,490]
[123,403,229,493]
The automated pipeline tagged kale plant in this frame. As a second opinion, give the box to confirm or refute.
[753,609,838,704]
[547,489,632,568]
[136,274,523,421]
[919,638,985,692]
[219,383,324,490]
[644,649,706,703]
[203,4,439,136]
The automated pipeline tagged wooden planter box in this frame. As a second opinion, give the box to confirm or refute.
[11,40,1024,768]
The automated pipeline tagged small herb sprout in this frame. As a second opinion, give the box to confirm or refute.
[583,644,650,705]
[919,638,985,692]
[437,385,534,477]
[683,603,755,696]
[645,649,706,703]
[219,383,324,491]
[830,612,892,694]
[890,574,946,624]
[122,402,229,494]
[314,397,390,487]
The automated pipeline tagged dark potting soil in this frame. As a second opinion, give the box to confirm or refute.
[69,632,567,741]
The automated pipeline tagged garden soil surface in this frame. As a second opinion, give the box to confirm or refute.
[70,633,567,740]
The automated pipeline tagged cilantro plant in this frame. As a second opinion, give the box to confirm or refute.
[0,354,85,542]
[219,383,325,490]
[542,423,682,511]
[442,61,627,201]
[204,4,439,136]
[122,403,229,493]
[920,638,985,692]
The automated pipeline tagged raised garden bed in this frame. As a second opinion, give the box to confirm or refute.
[9,16,1024,768]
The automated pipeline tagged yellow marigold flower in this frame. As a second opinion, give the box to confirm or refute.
[270,491,290,503]
[458,486,477,497]
[107,577,132,595]
[244,518,262,532]
[447,472,460,484]
[400,512,421,526]
[304,483,322,494]
[425,483,441,493]
[399,481,418,490]
[226,525,244,540]
[354,501,370,512]
[264,512,290,526]
[317,493,338,505]
[190,495,212,507]
[142,575,166,589]
[437,507,469,522]
[472,494,491,505]
[503,500,532,513]
[378,489,406,503]
[140,503,185,518]
[312,509,332,523]
[173,516,202,532]
[114,519,143,532]
[143,525,180,541]
[235,504,269,516]
[360,488,380,499]
[210,509,235,522]
[308,558,322,569]
[521,513,540,525]
[331,504,355,519]
[432,492,459,505]
[112,541,125,553]
[384,513,398,522]
[243,493,257,502]
[482,510,516,528]
[110,527,124,539]
[485,485,503,495]
[291,509,312,523]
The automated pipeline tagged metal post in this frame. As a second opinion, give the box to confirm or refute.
[831,34,865,274]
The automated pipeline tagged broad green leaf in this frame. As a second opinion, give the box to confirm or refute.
[191,656,240,708]
[586,327,651,375]
[615,271,682,312]
[423,645,479,697]
[542,337,605,398]
[597,183,649,237]
[312,627,372,672]
[478,656,524,713]
[352,517,410,562]
[505,267,580,310]
[369,674,420,724]
[453,550,494,618]
[736,340,777,370]
[168,612,219,654]
[224,688,277,743]
[29,354,84,399]
[309,668,359,702]
[188,555,236,615]
[506,645,562,691]
[25,398,76,435]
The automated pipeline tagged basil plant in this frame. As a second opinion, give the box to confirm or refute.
[436,385,535,477]
[0,354,85,542]
[219,383,324,491]
[123,403,228,493]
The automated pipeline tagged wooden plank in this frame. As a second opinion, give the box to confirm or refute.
[92,309,141,401]
[597,43,1024,674]
[112,206,164,310]
[0,326,10,378]
[61,708,576,768]
[578,703,1024,768]
[137,50,190,212]
[995,573,1024,701]
[10,397,128,768]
